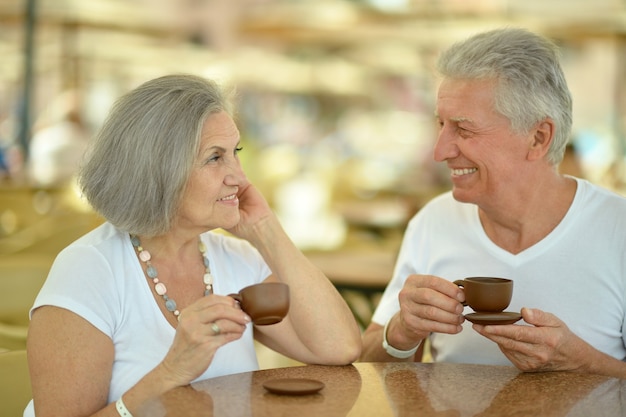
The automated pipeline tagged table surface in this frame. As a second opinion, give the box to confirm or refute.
[136,362,625,417]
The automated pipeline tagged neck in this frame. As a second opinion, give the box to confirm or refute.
[138,231,201,260]
[131,232,214,322]
[478,175,577,254]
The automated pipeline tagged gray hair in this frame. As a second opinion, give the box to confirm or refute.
[436,27,572,165]
[79,74,233,236]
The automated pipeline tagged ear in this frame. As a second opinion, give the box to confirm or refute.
[527,119,554,161]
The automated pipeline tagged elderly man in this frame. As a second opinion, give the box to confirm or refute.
[361,27,626,378]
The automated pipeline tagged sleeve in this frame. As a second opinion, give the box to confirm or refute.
[370,215,422,326]
[369,193,450,327]
[30,244,120,339]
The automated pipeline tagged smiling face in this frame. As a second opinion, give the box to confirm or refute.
[175,111,246,232]
[434,78,534,207]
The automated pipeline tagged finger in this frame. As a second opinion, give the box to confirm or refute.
[399,303,464,337]
[405,315,463,336]
[521,308,561,328]
[408,275,465,302]
[195,293,240,309]
[474,323,542,351]
[401,282,464,316]
[180,297,251,327]
[209,321,221,336]
[409,301,464,326]
[180,316,247,341]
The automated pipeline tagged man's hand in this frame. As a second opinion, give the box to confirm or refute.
[473,307,591,372]
[392,274,466,348]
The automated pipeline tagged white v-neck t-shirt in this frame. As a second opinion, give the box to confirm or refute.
[372,178,626,365]
[25,223,270,415]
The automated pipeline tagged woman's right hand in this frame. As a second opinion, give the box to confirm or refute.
[158,294,251,386]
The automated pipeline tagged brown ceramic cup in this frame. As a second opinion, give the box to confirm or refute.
[453,277,513,313]
[229,282,290,325]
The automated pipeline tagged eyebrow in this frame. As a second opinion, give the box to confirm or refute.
[199,141,241,156]
[434,112,474,124]
[450,116,474,124]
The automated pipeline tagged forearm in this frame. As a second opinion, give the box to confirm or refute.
[114,364,181,416]
[361,315,424,362]
[246,215,362,362]
[578,344,626,379]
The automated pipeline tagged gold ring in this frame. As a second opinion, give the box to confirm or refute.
[210,322,221,336]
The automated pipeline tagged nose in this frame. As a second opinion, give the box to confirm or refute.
[433,125,460,162]
[224,158,246,186]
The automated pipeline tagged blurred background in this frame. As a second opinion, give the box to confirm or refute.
[0,0,625,361]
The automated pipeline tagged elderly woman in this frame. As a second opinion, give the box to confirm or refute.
[25,74,361,417]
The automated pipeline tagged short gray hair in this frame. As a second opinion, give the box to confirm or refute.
[79,74,233,236]
[436,27,572,165]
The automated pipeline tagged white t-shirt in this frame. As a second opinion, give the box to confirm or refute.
[24,222,271,416]
[372,178,626,365]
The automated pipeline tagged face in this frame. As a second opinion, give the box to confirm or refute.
[176,111,246,232]
[434,78,533,207]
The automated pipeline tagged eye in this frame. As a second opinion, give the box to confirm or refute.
[457,127,473,138]
[206,153,221,164]
[235,146,243,155]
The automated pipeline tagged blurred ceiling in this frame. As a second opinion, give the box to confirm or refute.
[0,0,625,95]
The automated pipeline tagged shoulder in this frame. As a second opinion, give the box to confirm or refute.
[407,191,473,229]
[50,223,133,287]
[572,178,626,214]
[56,223,127,264]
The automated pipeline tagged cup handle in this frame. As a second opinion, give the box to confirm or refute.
[453,280,467,306]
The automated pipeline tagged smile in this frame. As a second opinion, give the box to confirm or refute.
[218,194,237,201]
[451,168,477,176]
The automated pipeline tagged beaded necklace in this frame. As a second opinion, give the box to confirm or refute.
[130,235,214,320]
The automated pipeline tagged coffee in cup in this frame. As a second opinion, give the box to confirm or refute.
[229,282,289,325]
[453,277,513,313]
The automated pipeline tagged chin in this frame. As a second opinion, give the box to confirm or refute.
[451,188,475,204]
[220,216,241,230]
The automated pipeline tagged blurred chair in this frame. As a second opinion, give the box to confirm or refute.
[0,254,53,350]
[0,350,32,416]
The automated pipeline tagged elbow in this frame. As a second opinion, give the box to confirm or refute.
[322,340,362,366]
[313,334,362,366]
[341,339,363,365]
[335,330,363,365]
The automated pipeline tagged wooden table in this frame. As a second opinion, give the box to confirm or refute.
[136,362,625,417]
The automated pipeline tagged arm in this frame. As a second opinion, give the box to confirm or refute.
[360,274,465,362]
[28,295,249,417]
[474,307,626,378]
[28,307,116,417]
[361,318,424,362]
[227,182,361,365]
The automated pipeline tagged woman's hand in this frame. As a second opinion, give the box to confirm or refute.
[158,295,251,385]
[226,181,273,240]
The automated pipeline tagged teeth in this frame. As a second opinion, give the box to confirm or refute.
[451,168,477,176]
[219,195,236,201]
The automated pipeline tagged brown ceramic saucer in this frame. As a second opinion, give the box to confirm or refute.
[263,378,325,395]
[465,312,522,325]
